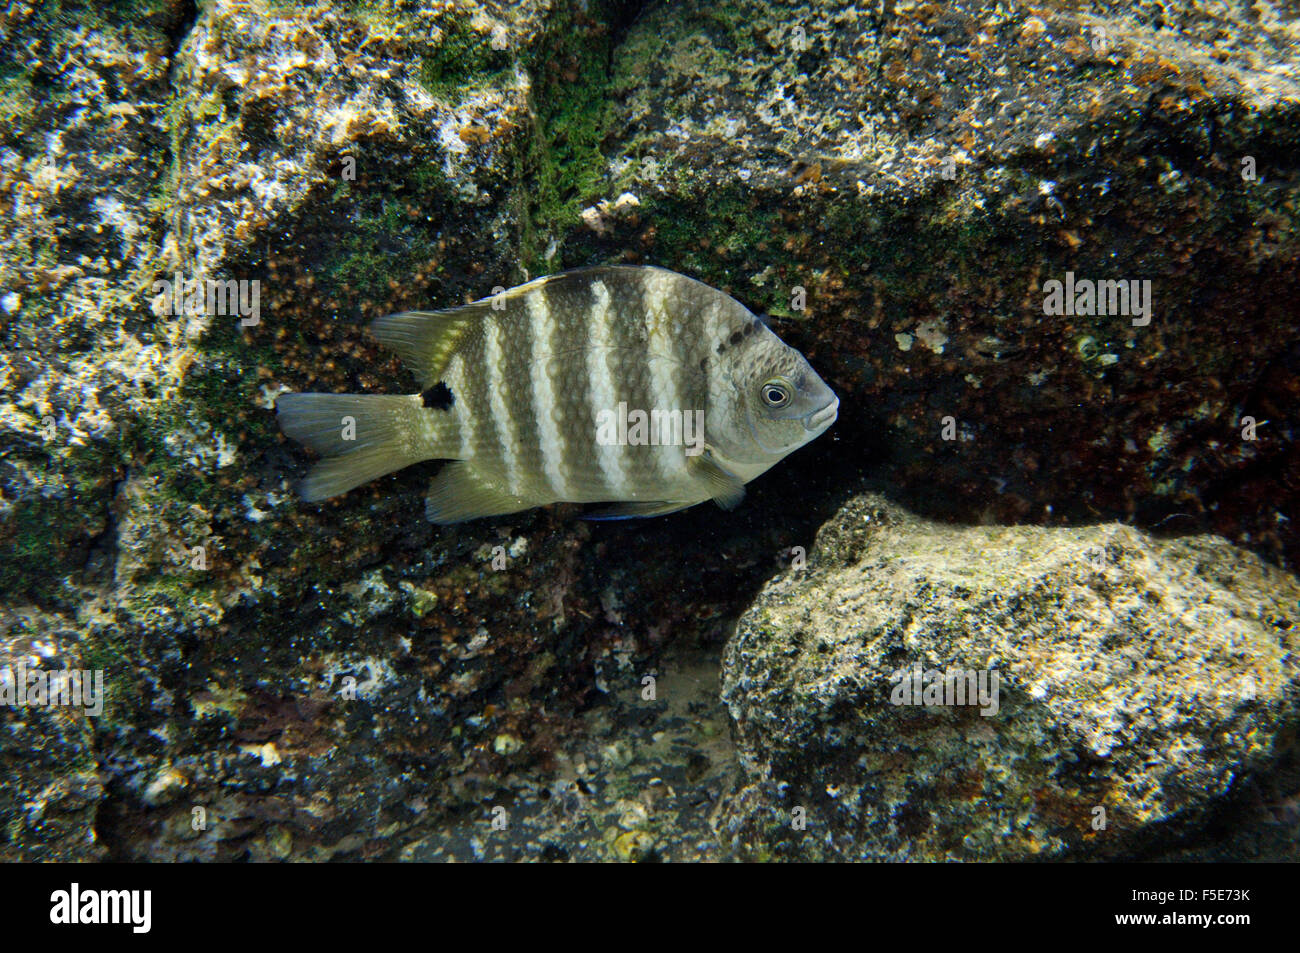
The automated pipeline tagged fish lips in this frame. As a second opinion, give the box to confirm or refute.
[802,396,840,432]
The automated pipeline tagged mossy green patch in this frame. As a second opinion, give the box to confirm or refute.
[23,0,190,56]
[79,625,149,725]
[0,63,39,130]
[331,0,422,35]
[635,186,804,311]
[155,74,245,221]
[410,160,448,194]
[518,4,622,273]
[121,573,226,627]
[36,0,178,27]
[0,443,121,605]
[316,191,444,301]
[417,17,512,98]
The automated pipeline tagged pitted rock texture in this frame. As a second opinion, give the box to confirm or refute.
[721,493,1300,860]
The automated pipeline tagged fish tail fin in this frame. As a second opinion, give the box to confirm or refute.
[276,392,456,501]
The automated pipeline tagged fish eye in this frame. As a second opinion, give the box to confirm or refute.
[761,378,792,408]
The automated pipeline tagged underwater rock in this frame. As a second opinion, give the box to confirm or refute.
[4,0,1300,862]
[0,0,635,862]
[585,0,1300,565]
[0,606,105,862]
[720,493,1300,860]
[0,0,550,607]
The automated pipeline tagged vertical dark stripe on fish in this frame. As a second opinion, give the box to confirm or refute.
[590,273,629,494]
[502,293,544,499]
[544,274,600,497]
[612,269,659,496]
[459,319,502,480]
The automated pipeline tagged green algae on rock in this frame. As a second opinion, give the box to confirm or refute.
[0,604,105,861]
[0,0,658,862]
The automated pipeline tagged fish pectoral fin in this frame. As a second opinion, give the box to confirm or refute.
[582,500,702,520]
[688,451,746,511]
[425,462,533,524]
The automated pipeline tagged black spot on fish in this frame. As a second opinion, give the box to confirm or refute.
[422,382,454,410]
[729,330,744,346]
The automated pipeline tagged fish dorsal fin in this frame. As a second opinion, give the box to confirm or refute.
[688,450,746,510]
[369,276,553,387]
[368,307,477,388]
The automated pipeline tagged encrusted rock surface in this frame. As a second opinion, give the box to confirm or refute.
[0,605,104,861]
[1,0,1299,861]
[721,493,1300,860]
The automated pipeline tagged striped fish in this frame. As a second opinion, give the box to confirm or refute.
[276,266,838,523]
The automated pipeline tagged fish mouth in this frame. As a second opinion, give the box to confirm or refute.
[803,397,839,432]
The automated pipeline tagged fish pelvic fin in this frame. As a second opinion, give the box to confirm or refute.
[425,462,535,524]
[276,392,453,501]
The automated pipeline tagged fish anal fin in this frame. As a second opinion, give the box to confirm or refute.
[425,462,534,524]
[583,500,701,521]
[688,451,746,511]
